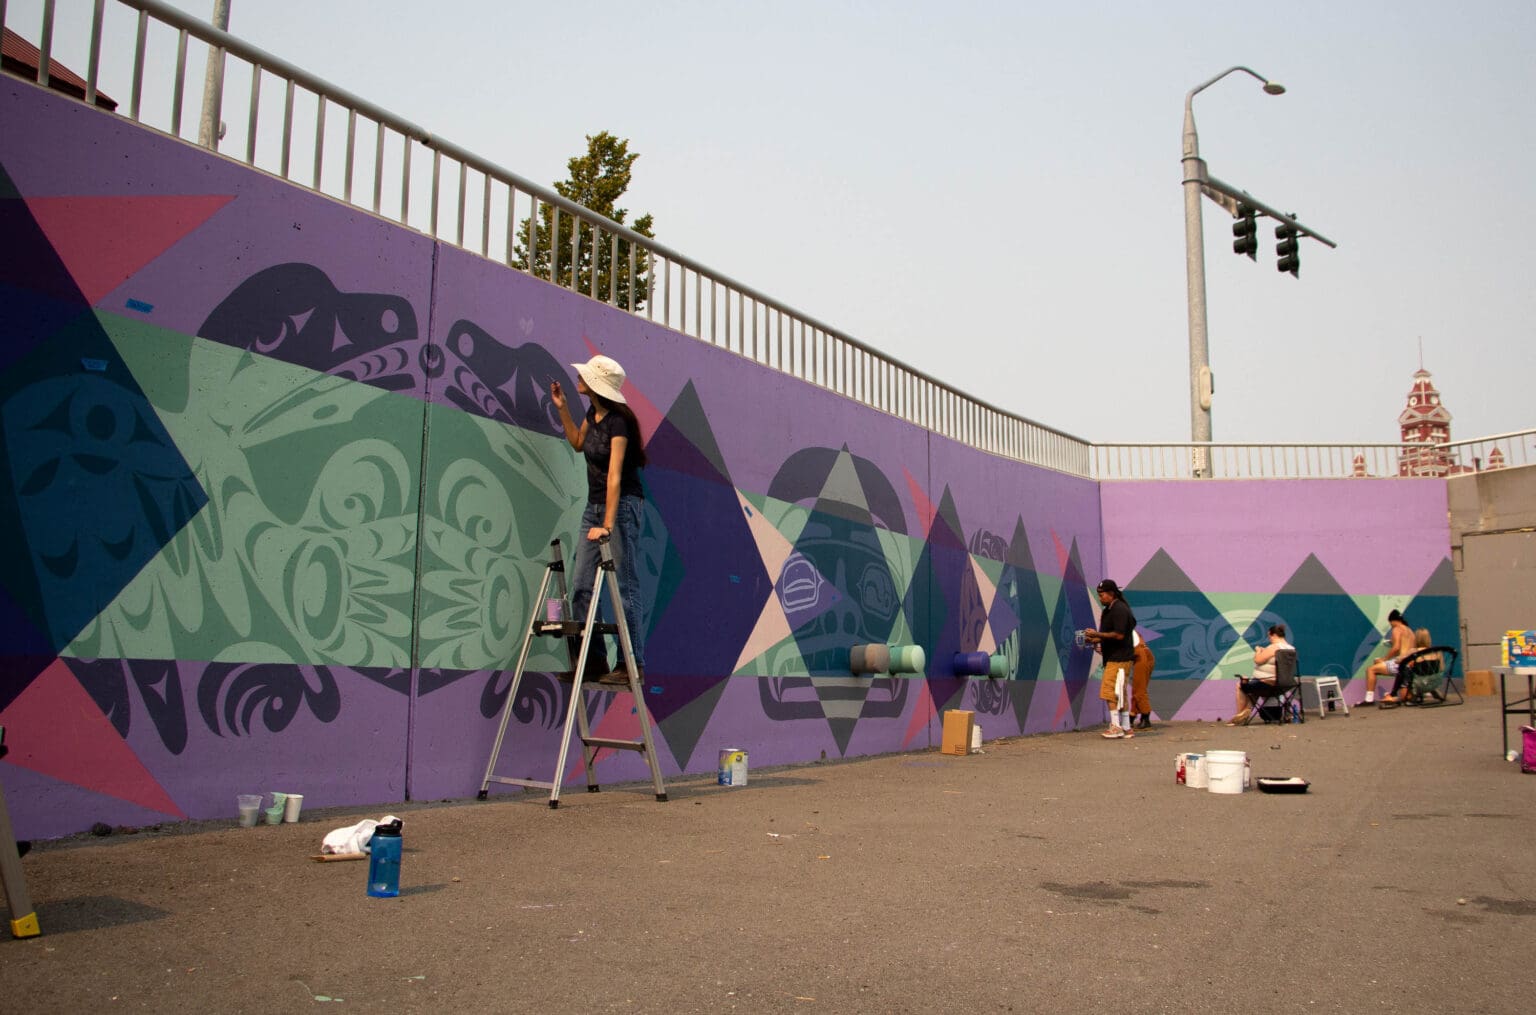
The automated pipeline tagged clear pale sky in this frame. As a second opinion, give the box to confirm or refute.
[12,0,1535,446]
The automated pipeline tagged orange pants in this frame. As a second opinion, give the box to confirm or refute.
[1131,643,1155,715]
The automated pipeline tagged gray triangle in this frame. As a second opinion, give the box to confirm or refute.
[812,676,872,757]
[1278,554,1348,597]
[1005,517,1036,570]
[656,678,731,770]
[1129,548,1198,594]
[814,448,872,522]
[662,380,731,482]
[1416,556,1457,597]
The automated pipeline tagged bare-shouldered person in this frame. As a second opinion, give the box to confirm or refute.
[1364,609,1412,704]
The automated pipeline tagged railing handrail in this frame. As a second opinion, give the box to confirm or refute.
[79,0,1089,456]
[1094,440,1419,450]
[5,2,1526,484]
[1088,429,1536,480]
[1437,429,1534,450]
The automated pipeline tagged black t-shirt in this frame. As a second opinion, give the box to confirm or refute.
[584,407,644,504]
[1100,598,1137,663]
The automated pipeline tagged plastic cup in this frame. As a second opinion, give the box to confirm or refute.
[236,794,261,827]
[264,805,285,825]
[283,793,304,823]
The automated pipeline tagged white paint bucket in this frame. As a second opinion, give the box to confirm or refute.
[1174,753,1209,788]
[1206,750,1249,795]
[718,748,748,786]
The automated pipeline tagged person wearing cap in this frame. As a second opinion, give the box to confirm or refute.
[1363,609,1412,704]
[1083,579,1138,738]
[550,355,649,685]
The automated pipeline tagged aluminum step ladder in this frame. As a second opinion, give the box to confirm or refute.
[0,728,41,938]
[477,538,667,808]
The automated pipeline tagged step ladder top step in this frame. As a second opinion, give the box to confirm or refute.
[534,620,618,637]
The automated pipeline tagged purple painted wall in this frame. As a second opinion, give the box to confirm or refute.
[0,78,1456,839]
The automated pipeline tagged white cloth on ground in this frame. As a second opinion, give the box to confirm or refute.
[320,814,401,855]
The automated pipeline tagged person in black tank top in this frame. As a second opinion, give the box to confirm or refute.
[551,355,649,684]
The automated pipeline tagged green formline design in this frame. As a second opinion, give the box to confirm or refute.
[67,314,587,674]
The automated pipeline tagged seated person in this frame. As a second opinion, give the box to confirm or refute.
[1364,609,1413,704]
[1380,628,1439,705]
[1228,624,1294,725]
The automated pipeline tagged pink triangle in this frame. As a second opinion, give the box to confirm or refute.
[0,659,185,817]
[901,680,938,749]
[25,194,234,305]
[1050,682,1076,729]
[570,694,644,775]
[1051,531,1073,576]
[581,336,663,442]
[902,466,937,539]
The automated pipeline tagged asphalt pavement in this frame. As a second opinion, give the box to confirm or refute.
[3,694,1533,1013]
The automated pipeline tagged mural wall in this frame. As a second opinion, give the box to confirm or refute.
[0,80,1455,839]
[1101,479,1457,721]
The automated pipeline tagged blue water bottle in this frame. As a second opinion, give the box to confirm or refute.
[366,819,403,898]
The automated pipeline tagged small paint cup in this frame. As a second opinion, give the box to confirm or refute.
[264,805,285,825]
[283,793,304,823]
[236,794,261,827]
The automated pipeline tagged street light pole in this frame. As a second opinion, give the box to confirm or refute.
[1182,66,1284,475]
[197,0,232,150]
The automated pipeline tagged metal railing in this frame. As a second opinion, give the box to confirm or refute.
[1092,429,1536,481]
[4,2,1527,485]
[0,0,1092,476]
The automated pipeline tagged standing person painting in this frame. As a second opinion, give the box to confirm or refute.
[1363,609,1413,704]
[1131,629,1156,730]
[550,355,648,686]
[1083,579,1137,739]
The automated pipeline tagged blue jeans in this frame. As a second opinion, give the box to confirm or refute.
[570,496,646,667]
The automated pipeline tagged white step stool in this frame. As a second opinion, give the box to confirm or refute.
[1304,676,1349,718]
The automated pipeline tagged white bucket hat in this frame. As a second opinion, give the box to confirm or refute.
[572,354,627,404]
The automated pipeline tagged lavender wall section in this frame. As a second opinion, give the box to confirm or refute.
[1100,479,1457,721]
[0,80,1456,839]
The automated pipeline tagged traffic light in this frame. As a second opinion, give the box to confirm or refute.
[1232,205,1258,260]
[1275,222,1300,277]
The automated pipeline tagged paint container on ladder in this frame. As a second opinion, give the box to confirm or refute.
[718,748,748,786]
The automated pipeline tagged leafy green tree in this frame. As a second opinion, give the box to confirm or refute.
[514,131,655,310]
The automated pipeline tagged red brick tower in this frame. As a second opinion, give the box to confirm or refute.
[1397,364,1454,476]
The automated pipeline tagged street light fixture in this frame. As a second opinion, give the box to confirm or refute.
[1182,66,1285,473]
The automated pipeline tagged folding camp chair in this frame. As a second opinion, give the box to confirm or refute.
[1242,648,1302,725]
[1384,646,1463,707]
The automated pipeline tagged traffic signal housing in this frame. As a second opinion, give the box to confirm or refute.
[1275,222,1300,277]
[1232,205,1258,260]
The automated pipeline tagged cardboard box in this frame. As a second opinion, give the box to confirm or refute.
[1503,630,1536,668]
[941,709,974,756]
[1465,669,1496,696]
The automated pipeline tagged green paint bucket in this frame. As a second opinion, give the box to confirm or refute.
[888,645,926,673]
